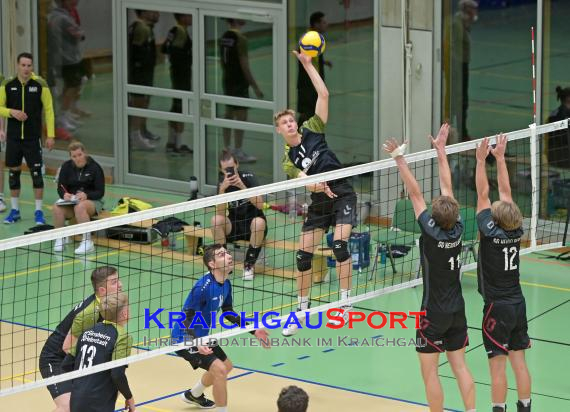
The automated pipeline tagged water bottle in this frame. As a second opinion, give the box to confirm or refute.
[379,244,387,265]
[194,221,204,255]
[189,176,198,200]
[288,190,297,222]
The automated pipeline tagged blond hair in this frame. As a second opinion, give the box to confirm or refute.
[99,293,129,323]
[68,140,86,153]
[431,195,459,231]
[273,109,296,126]
[491,200,523,231]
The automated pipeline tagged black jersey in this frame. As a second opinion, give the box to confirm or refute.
[477,208,525,304]
[418,210,465,313]
[127,20,156,84]
[220,29,248,92]
[218,170,265,221]
[41,295,99,360]
[162,24,192,79]
[287,115,353,196]
[71,322,133,412]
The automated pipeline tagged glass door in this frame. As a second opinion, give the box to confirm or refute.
[198,8,280,195]
[118,1,284,195]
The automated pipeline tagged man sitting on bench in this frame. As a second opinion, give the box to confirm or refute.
[53,141,105,254]
[211,149,267,281]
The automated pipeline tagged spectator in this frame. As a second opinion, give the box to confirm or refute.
[220,18,263,163]
[546,86,570,168]
[53,141,105,254]
[277,386,309,412]
[0,52,55,225]
[47,0,86,134]
[162,13,193,155]
[210,149,266,281]
[297,11,332,126]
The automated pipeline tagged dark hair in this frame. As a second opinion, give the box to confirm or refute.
[91,266,118,292]
[203,244,224,271]
[310,11,325,28]
[277,386,309,412]
[17,52,33,63]
[219,149,237,166]
[555,86,570,102]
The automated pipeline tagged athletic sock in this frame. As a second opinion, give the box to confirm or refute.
[35,199,43,211]
[298,296,309,311]
[518,399,531,407]
[190,378,205,397]
[217,407,228,412]
[11,197,19,210]
[340,289,351,303]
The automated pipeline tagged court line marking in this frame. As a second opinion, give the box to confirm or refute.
[462,271,570,292]
[0,250,120,281]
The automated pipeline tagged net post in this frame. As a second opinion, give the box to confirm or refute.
[529,123,539,248]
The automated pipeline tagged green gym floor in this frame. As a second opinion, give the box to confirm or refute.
[1,173,569,411]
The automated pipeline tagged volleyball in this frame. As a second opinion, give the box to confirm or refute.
[299,30,326,58]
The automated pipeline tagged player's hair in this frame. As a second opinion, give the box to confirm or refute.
[17,52,33,63]
[491,200,523,231]
[431,195,459,231]
[68,140,86,153]
[203,244,225,271]
[99,293,129,323]
[219,149,237,166]
[91,266,118,292]
[273,109,296,126]
[310,11,325,28]
[277,385,309,412]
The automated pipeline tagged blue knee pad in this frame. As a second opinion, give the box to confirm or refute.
[333,240,350,262]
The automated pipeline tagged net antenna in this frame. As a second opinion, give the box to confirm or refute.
[531,26,537,125]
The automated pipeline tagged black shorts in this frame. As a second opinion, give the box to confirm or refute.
[39,351,72,399]
[61,62,83,88]
[5,139,43,169]
[227,215,268,243]
[176,344,228,371]
[224,84,249,111]
[416,309,469,353]
[302,191,357,232]
[482,301,531,358]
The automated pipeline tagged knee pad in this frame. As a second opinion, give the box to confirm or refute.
[296,250,313,272]
[333,240,350,262]
[8,170,21,190]
[30,166,44,189]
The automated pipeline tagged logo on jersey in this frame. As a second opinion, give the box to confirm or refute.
[301,157,312,169]
[428,218,436,227]
[28,86,38,92]
[487,221,495,230]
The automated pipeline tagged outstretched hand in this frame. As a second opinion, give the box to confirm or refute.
[383,138,407,158]
[292,50,313,65]
[430,123,450,152]
[490,133,507,160]
[476,137,491,162]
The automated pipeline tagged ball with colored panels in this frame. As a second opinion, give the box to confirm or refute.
[299,30,326,58]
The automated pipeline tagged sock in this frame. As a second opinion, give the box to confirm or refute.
[35,199,43,211]
[82,232,91,242]
[217,407,228,412]
[492,403,506,411]
[340,289,351,303]
[298,296,309,311]
[245,245,262,267]
[11,197,19,210]
[466,410,476,412]
[190,378,205,397]
[519,399,531,407]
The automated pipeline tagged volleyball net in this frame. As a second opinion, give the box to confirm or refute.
[1,119,569,397]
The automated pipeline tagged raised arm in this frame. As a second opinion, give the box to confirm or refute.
[475,137,492,213]
[491,134,513,203]
[294,51,329,124]
[430,123,454,198]
[383,138,426,218]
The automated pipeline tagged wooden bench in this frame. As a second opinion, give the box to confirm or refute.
[183,226,333,282]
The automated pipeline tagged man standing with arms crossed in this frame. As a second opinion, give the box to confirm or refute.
[0,52,55,224]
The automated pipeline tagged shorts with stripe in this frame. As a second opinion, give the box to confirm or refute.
[416,309,469,353]
[482,301,531,358]
[39,352,72,399]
